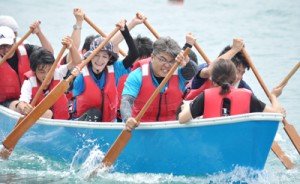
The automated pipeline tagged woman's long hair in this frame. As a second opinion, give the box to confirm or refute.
[211,59,237,95]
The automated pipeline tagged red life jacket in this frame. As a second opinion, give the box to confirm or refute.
[203,87,252,118]
[24,70,69,120]
[116,57,151,119]
[0,44,30,102]
[75,65,117,122]
[185,79,212,100]
[132,58,183,122]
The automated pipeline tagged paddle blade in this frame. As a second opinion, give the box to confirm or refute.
[283,122,300,154]
[0,80,70,158]
[101,130,132,167]
[272,141,294,169]
[0,146,11,159]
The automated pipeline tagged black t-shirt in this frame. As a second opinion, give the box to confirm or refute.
[189,92,266,118]
[154,76,164,84]
[6,44,39,73]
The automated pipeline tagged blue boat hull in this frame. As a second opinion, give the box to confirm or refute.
[0,106,281,176]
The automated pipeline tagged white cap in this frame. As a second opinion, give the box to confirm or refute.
[0,15,18,33]
[0,26,15,45]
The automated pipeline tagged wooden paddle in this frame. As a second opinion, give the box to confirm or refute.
[278,61,300,87]
[142,18,160,39]
[242,48,296,168]
[92,48,191,175]
[0,25,121,159]
[276,62,300,156]
[0,28,33,65]
[14,46,67,127]
[84,16,127,57]
[272,141,294,169]
[194,42,212,65]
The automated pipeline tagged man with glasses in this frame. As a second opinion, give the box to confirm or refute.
[0,24,53,110]
[120,36,197,130]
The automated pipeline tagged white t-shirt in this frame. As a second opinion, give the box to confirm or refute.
[19,65,69,103]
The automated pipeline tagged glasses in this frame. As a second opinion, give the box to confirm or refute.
[154,54,176,66]
[0,44,12,50]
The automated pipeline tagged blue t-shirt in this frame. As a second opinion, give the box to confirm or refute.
[122,62,187,98]
[191,63,208,89]
[191,63,252,91]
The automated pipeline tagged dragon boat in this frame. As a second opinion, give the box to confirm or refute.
[0,105,282,176]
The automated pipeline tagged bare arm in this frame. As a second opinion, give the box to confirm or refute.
[71,8,84,50]
[66,8,85,64]
[62,36,82,69]
[217,38,244,61]
[263,85,285,116]
[30,20,54,54]
[199,38,244,79]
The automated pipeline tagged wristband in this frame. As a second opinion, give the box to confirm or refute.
[73,24,82,30]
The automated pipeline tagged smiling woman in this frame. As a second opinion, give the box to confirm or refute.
[70,19,139,123]
[91,50,112,75]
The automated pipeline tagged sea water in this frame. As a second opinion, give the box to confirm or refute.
[0,0,299,183]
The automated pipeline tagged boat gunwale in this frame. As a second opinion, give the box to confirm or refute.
[0,105,282,130]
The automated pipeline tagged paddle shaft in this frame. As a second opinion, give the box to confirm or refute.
[84,16,127,57]
[242,48,300,157]
[278,61,300,87]
[0,29,33,65]
[194,42,212,65]
[143,20,160,39]
[101,48,191,168]
[1,26,121,157]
